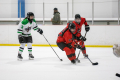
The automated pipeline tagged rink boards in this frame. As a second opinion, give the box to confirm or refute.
[0,25,120,47]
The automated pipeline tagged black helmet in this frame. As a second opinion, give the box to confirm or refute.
[27,12,34,18]
[75,14,81,19]
[68,23,76,30]
[27,12,34,23]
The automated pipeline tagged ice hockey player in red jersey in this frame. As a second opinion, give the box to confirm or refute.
[65,14,90,58]
[57,23,81,64]
[72,14,90,58]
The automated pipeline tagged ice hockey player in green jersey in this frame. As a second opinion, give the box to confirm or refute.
[17,12,43,60]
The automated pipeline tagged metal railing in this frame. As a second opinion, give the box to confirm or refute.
[0,0,119,25]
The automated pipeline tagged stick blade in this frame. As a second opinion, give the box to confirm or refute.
[60,59,63,61]
[92,62,98,65]
[116,73,120,77]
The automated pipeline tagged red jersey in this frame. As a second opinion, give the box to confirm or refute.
[57,25,77,47]
[72,17,89,37]
[57,17,88,45]
[57,26,72,43]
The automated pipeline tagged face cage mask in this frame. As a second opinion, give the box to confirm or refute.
[28,16,35,23]
[75,18,81,24]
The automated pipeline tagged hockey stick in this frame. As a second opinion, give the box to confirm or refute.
[87,57,98,65]
[77,32,98,65]
[116,73,120,77]
[42,34,63,61]
[76,32,87,59]
[76,49,81,59]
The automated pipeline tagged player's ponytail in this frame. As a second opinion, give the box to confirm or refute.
[24,17,28,20]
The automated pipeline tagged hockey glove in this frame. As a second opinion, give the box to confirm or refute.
[85,25,90,32]
[37,28,43,34]
[83,54,88,58]
[77,45,82,49]
[80,35,86,41]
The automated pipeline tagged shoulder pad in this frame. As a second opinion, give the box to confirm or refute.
[21,19,29,25]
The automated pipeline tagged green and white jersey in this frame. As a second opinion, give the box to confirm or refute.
[17,19,39,37]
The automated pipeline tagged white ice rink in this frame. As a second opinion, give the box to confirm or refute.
[0,46,120,80]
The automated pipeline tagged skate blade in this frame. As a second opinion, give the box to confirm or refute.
[71,63,76,65]
[71,62,77,65]
[17,58,22,61]
[76,60,80,63]
[75,59,80,63]
[84,57,87,59]
[29,58,34,60]
[77,61,80,63]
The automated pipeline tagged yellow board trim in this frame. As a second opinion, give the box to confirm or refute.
[85,45,113,48]
[0,44,113,47]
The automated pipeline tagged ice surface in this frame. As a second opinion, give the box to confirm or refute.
[0,46,120,80]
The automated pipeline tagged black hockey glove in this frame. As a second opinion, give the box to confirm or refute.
[83,54,88,58]
[77,45,82,49]
[80,35,86,41]
[37,28,43,34]
[85,25,90,32]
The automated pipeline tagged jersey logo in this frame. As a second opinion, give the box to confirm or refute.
[69,39,72,42]
[25,26,31,32]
